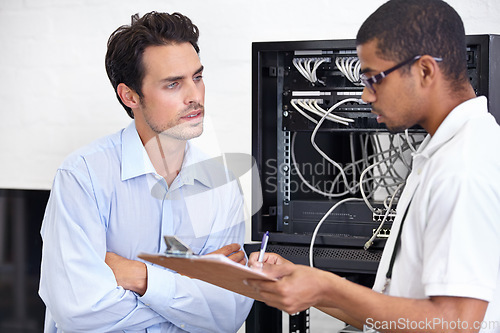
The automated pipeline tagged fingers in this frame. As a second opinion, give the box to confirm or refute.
[248,251,260,263]
[207,243,247,264]
[260,261,296,279]
[227,249,247,265]
[246,277,305,314]
[245,263,318,315]
[249,261,296,280]
[248,252,291,267]
[208,243,241,256]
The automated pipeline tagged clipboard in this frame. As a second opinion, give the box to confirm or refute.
[138,236,276,301]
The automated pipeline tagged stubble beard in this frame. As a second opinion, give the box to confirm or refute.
[386,124,407,134]
[146,103,205,141]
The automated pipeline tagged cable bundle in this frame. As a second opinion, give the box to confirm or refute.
[287,98,425,264]
[335,56,363,86]
[292,57,329,85]
[290,99,354,126]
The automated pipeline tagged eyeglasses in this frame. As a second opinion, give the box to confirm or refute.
[360,55,443,93]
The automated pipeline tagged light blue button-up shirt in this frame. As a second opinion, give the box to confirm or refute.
[39,121,253,332]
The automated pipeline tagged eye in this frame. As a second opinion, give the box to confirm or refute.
[194,74,203,81]
[166,82,178,89]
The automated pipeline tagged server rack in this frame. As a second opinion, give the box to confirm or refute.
[248,35,500,333]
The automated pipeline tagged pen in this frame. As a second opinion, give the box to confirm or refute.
[258,231,269,262]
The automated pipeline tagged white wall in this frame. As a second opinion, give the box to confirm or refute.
[1,0,499,243]
[2,0,499,190]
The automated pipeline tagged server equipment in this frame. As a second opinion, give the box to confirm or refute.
[247,35,499,333]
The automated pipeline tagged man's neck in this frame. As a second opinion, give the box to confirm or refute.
[144,134,187,187]
[423,84,476,136]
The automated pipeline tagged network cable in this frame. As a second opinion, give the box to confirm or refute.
[309,197,364,267]
[293,57,329,85]
[364,182,404,250]
[290,131,420,200]
[289,97,423,260]
[335,56,363,85]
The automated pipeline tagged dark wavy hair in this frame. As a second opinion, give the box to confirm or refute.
[356,0,468,91]
[105,12,200,118]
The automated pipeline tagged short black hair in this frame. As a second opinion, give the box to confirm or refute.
[356,0,468,88]
[105,12,200,118]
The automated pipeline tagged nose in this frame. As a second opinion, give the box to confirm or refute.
[361,86,376,104]
[185,79,205,105]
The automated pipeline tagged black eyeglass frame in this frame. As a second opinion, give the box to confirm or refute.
[360,55,443,93]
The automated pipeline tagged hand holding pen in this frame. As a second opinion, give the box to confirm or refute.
[248,231,292,269]
[258,231,269,263]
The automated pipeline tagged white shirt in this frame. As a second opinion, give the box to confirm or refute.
[373,97,500,332]
[39,121,253,333]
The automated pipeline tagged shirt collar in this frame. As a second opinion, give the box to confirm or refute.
[121,121,155,181]
[121,121,214,189]
[177,143,214,189]
[415,96,487,159]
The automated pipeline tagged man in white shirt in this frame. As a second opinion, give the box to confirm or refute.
[247,0,500,332]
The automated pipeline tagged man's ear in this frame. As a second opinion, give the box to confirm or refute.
[117,83,140,109]
[416,55,439,88]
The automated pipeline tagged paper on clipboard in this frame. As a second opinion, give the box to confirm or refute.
[138,252,276,301]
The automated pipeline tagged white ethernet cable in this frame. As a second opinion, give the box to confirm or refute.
[297,99,354,126]
[405,128,418,153]
[294,128,421,265]
[290,99,319,124]
[359,148,406,213]
[295,55,363,86]
[363,134,419,203]
[309,197,364,267]
[298,99,343,124]
[293,57,328,85]
[312,99,354,125]
[291,99,409,199]
[289,98,423,261]
[396,133,413,171]
[293,58,311,81]
[335,56,363,85]
[291,131,414,200]
[311,58,327,83]
[363,182,404,250]
[353,58,361,83]
[310,98,362,194]
[304,58,313,81]
[371,135,407,190]
[290,99,355,126]
[292,132,382,198]
[291,132,351,197]
[345,57,357,83]
[371,134,415,190]
[307,172,405,267]
[304,141,409,266]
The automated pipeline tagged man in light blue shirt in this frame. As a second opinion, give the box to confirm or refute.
[39,12,253,332]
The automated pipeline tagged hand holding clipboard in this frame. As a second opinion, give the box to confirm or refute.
[139,236,276,301]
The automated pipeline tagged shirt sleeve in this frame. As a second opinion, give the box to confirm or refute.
[422,171,500,301]
[40,161,253,333]
[139,178,254,333]
[39,166,166,332]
